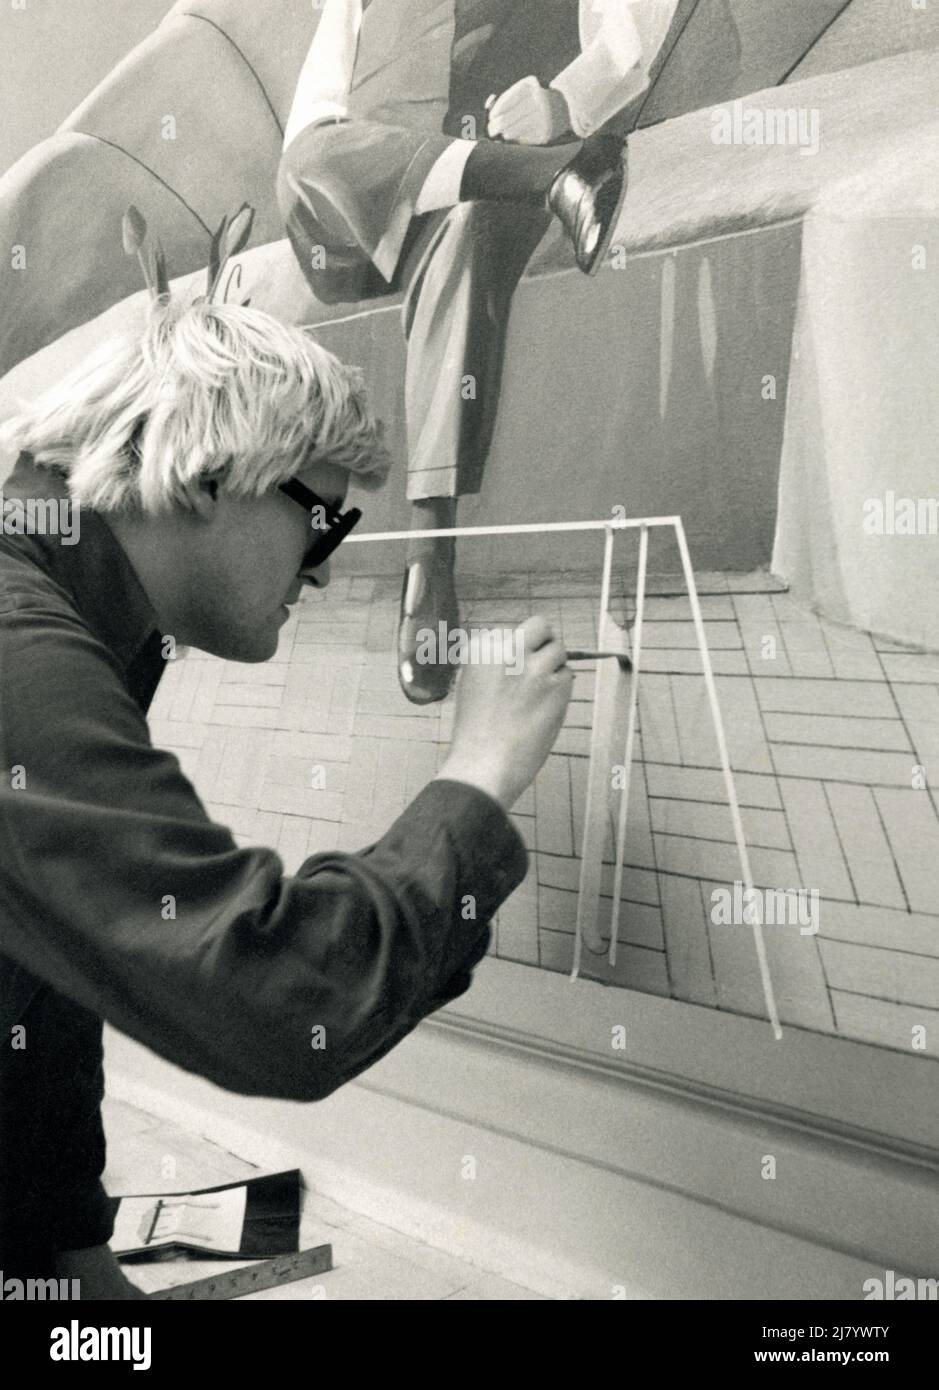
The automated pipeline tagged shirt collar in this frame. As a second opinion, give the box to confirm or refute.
[1,451,160,671]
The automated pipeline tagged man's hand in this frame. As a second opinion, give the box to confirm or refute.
[487,76,573,145]
[435,616,573,811]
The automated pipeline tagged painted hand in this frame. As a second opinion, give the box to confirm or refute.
[487,76,573,145]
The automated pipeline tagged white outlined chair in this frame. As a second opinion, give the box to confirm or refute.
[347,515,783,1039]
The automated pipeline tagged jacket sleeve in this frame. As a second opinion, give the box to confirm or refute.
[282,0,363,149]
[0,596,527,1101]
[550,0,651,138]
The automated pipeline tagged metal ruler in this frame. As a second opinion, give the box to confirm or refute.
[147,1243,333,1300]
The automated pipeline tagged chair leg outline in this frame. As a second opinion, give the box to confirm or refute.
[673,516,782,1040]
[608,522,648,970]
[571,520,781,1040]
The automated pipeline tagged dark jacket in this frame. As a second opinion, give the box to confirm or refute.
[0,451,526,1272]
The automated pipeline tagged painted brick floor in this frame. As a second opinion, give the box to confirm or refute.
[146,569,939,1059]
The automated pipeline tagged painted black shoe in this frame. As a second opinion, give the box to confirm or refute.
[547,135,628,277]
[397,542,460,706]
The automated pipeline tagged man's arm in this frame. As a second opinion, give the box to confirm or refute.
[550,0,678,138]
[283,0,363,152]
[0,597,527,1102]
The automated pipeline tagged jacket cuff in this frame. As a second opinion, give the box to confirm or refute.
[409,777,529,916]
[386,777,528,987]
[550,26,645,138]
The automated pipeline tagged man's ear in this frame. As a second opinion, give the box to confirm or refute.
[178,472,221,521]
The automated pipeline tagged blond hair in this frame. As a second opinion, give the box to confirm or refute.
[0,297,391,512]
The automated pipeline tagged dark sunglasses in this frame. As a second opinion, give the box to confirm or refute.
[277,477,362,571]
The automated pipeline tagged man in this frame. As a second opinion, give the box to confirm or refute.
[0,295,573,1297]
[277,0,682,704]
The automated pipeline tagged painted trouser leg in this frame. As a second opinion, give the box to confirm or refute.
[400,198,552,501]
[277,121,564,500]
[276,117,590,707]
[276,120,451,304]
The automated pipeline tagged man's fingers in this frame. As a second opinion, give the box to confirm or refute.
[516,615,555,652]
[487,75,539,131]
[526,638,569,675]
[488,94,523,129]
[491,118,538,145]
[488,108,526,139]
[489,90,524,120]
[490,75,538,112]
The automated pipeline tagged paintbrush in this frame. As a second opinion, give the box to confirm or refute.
[565,649,632,669]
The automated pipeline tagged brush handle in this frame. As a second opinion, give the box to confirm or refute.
[565,649,631,666]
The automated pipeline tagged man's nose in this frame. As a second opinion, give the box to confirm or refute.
[300,557,330,589]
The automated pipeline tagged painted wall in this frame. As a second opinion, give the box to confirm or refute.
[0,0,170,177]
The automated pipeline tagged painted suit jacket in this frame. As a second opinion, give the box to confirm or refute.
[297,0,681,138]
